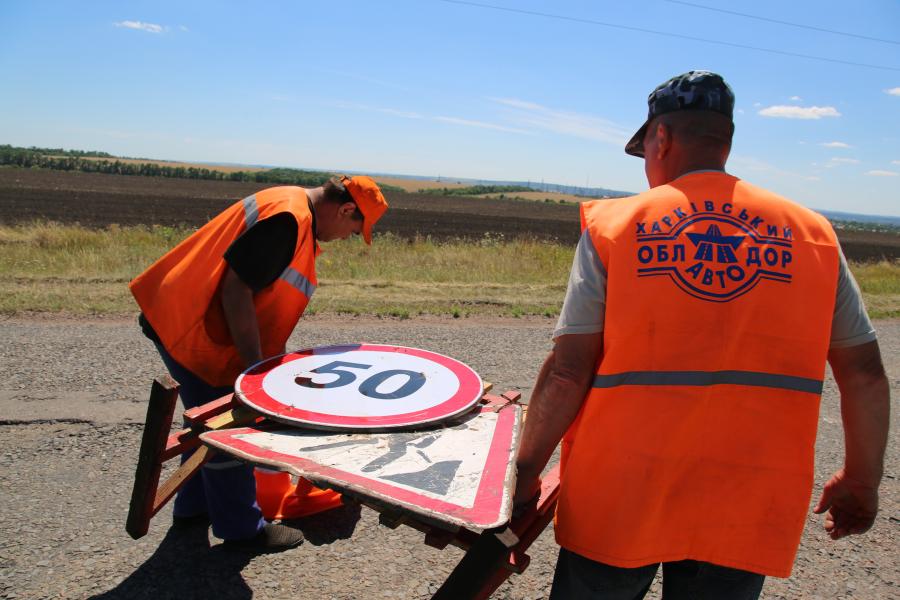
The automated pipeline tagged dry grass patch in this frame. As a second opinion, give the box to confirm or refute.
[0,223,895,319]
[371,176,469,192]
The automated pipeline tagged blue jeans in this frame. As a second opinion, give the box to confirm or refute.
[154,342,265,540]
[550,548,765,600]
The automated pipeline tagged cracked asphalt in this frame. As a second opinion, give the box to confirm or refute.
[0,315,896,599]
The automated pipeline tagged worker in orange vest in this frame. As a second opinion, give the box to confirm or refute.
[513,71,889,598]
[131,175,388,550]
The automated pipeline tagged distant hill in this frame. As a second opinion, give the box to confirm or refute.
[6,144,898,221]
[818,210,900,228]
[356,171,632,199]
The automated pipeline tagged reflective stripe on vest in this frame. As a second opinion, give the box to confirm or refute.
[593,370,823,394]
[280,266,316,299]
[242,194,259,228]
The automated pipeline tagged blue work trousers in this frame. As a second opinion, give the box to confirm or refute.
[550,548,765,600]
[154,342,265,540]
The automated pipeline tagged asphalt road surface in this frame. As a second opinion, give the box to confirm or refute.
[1,315,896,599]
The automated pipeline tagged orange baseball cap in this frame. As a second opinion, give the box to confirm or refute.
[341,175,388,244]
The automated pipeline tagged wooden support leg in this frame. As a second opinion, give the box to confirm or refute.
[126,383,240,540]
[432,465,561,600]
[152,445,215,514]
[126,376,180,540]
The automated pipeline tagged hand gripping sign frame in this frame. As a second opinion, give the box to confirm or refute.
[235,344,485,431]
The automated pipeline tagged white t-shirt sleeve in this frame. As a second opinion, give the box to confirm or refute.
[829,246,877,349]
[553,230,607,339]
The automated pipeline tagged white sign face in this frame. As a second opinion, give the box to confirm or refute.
[201,404,522,530]
[235,416,493,506]
[235,344,483,431]
[259,351,461,417]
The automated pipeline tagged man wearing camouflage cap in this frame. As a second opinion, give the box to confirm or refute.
[514,71,888,597]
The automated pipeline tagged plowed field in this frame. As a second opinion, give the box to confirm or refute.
[0,167,897,260]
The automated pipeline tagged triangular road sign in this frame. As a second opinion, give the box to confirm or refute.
[200,404,522,530]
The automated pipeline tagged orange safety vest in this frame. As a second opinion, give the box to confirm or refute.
[130,187,319,387]
[555,172,839,577]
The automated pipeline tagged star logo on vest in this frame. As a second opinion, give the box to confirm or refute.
[635,201,794,302]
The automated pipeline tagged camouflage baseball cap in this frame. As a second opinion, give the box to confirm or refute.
[625,70,735,158]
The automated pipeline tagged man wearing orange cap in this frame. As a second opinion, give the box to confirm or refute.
[130,175,388,550]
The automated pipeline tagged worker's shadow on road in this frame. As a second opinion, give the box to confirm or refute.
[89,504,362,600]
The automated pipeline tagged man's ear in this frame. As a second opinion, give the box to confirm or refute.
[655,122,671,159]
[339,201,357,217]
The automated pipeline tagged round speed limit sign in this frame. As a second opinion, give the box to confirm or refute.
[235,344,484,431]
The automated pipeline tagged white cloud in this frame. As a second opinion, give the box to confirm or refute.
[334,101,527,133]
[333,101,424,120]
[433,116,528,134]
[790,96,802,101]
[892,160,900,166]
[380,108,426,120]
[820,141,851,148]
[179,25,189,32]
[866,170,898,177]
[825,157,861,168]
[730,155,820,181]
[758,105,841,119]
[489,97,630,144]
[885,87,900,96]
[114,20,165,34]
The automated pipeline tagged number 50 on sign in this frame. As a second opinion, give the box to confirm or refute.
[235,344,484,431]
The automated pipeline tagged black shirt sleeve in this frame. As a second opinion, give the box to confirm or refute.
[223,213,299,292]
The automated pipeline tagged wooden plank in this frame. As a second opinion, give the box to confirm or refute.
[183,394,235,424]
[161,428,201,461]
[203,405,261,431]
[500,390,522,403]
[126,376,179,540]
[152,445,215,513]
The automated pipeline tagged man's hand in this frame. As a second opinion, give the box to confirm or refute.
[813,468,879,540]
[513,472,541,509]
[819,340,889,540]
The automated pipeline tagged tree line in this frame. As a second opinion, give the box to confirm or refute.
[0,145,336,186]
[420,184,534,196]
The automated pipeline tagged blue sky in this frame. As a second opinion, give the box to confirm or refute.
[1,0,898,216]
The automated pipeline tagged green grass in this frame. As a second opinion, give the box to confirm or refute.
[0,224,571,317]
[0,222,897,319]
[850,260,900,319]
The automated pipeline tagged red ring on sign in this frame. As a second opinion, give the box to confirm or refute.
[235,344,483,430]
